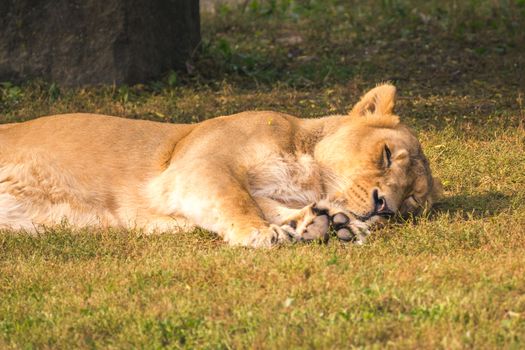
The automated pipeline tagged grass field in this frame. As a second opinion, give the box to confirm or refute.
[1,0,525,348]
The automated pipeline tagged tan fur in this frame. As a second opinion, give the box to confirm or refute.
[0,84,441,247]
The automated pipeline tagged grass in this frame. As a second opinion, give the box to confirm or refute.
[1,0,525,348]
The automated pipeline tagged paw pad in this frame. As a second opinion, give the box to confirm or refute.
[336,227,355,242]
[330,212,370,244]
[332,213,349,226]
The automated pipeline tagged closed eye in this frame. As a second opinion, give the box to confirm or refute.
[384,145,392,168]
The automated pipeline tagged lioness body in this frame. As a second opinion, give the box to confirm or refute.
[0,85,441,246]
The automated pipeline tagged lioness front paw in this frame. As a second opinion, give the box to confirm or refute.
[246,224,292,248]
[331,212,370,245]
[281,203,330,243]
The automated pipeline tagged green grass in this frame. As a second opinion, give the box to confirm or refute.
[1,0,525,348]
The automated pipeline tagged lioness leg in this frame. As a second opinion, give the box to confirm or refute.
[256,197,371,244]
[254,197,331,242]
[151,165,292,247]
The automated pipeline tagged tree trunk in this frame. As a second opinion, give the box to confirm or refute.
[0,0,200,86]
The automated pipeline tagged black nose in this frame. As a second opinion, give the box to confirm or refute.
[373,189,394,217]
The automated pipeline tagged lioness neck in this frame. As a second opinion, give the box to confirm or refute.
[292,114,345,153]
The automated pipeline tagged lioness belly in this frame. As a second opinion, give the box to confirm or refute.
[0,152,188,232]
[0,153,120,231]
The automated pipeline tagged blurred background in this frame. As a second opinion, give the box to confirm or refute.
[0,0,523,127]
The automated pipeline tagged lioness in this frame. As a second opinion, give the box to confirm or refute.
[0,84,441,247]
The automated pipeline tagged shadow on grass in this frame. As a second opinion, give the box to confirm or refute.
[431,191,512,219]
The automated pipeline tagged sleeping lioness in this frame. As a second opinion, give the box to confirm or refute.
[0,84,441,247]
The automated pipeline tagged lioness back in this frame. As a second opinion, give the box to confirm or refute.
[1,114,195,177]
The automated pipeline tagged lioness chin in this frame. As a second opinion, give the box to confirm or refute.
[0,84,441,247]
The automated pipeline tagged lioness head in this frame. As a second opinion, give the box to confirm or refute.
[316,83,442,225]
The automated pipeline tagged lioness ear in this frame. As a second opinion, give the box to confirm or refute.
[350,83,396,117]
